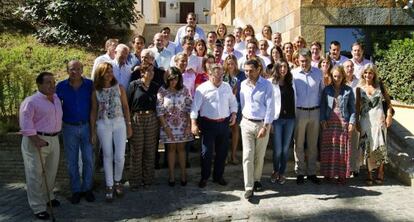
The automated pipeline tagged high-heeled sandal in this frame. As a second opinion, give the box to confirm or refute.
[374,178,384,185]
[114,181,124,197]
[105,186,114,202]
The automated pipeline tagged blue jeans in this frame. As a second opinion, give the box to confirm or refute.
[62,123,94,193]
[272,118,295,175]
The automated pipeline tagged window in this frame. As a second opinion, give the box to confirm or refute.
[159,2,166,18]
[325,26,414,61]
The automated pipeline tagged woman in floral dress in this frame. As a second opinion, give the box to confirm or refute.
[356,64,393,185]
[157,67,193,186]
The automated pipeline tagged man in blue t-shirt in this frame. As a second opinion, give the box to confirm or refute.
[56,60,95,204]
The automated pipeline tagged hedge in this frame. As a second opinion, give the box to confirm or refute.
[0,33,96,133]
[376,38,414,105]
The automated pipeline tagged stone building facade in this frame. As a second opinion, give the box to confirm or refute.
[211,0,414,51]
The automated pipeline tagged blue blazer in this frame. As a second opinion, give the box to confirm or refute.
[320,85,356,124]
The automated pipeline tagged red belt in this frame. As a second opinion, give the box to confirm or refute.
[201,116,226,123]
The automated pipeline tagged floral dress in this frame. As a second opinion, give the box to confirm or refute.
[359,87,388,171]
[156,87,193,144]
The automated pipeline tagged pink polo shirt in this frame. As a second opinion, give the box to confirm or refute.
[19,91,63,136]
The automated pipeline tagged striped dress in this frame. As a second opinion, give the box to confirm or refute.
[320,98,351,178]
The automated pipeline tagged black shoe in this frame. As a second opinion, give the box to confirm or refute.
[84,190,95,202]
[46,199,60,207]
[213,178,228,186]
[71,192,81,204]
[186,162,191,168]
[296,175,305,185]
[244,190,254,199]
[198,179,207,188]
[253,181,262,191]
[308,175,321,185]
[168,180,176,187]
[181,180,187,186]
[34,211,50,220]
[352,171,360,177]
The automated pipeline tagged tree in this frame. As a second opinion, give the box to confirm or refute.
[16,0,139,45]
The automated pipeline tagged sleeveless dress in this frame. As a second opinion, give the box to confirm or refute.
[359,87,388,171]
[320,97,351,178]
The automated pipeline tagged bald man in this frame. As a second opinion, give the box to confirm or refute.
[56,60,95,204]
[149,33,173,71]
[112,44,133,89]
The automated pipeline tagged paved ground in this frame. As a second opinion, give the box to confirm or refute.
[2,149,414,222]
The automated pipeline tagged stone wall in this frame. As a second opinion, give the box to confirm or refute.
[211,0,414,50]
[0,133,70,187]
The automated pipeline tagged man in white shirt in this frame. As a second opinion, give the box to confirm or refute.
[344,59,361,177]
[233,27,246,52]
[91,38,118,79]
[160,27,176,56]
[351,42,372,79]
[150,33,173,71]
[329,41,349,66]
[174,12,205,46]
[221,34,243,61]
[170,36,203,73]
[191,64,238,188]
[238,41,266,72]
[112,44,132,89]
[292,48,324,185]
[310,41,322,68]
[239,59,275,199]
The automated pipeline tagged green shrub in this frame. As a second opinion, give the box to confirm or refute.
[0,33,96,127]
[376,38,414,105]
[15,0,139,45]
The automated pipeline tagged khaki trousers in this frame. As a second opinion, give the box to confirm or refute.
[240,118,270,191]
[21,135,60,214]
[294,109,320,175]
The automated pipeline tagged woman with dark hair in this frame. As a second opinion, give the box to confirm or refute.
[268,46,284,68]
[320,66,355,185]
[194,39,207,58]
[223,54,246,164]
[157,67,193,186]
[268,60,296,185]
[127,64,160,190]
[356,64,393,185]
[195,54,215,89]
[282,42,294,68]
[90,62,132,202]
[318,56,333,86]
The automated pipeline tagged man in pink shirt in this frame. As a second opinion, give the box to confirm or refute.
[19,72,63,220]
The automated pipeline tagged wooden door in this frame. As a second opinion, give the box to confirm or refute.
[179,2,195,23]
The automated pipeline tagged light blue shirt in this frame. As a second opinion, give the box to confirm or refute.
[150,47,173,71]
[112,60,132,89]
[240,76,275,124]
[292,66,324,108]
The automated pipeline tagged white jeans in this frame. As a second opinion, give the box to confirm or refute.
[96,117,127,187]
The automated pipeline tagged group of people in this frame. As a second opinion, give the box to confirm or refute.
[19,12,394,220]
